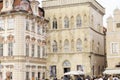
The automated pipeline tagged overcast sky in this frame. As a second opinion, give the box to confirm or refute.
[38,0,120,27]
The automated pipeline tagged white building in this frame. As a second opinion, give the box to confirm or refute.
[0,0,48,80]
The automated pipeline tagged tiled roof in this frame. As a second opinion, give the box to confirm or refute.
[0,0,44,17]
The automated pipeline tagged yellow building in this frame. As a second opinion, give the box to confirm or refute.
[42,0,106,79]
[0,0,48,80]
[105,8,120,73]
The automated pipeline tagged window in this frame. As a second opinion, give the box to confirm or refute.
[50,65,56,77]
[64,39,69,52]
[97,42,100,53]
[64,17,69,28]
[38,72,40,79]
[37,45,40,58]
[26,20,29,30]
[31,44,35,57]
[8,18,14,29]
[32,72,35,80]
[63,60,71,67]
[116,23,120,28]
[5,0,9,8]
[10,72,12,79]
[37,25,41,34]
[8,42,13,56]
[0,43,3,56]
[31,22,35,32]
[76,15,81,27]
[26,72,29,80]
[52,18,57,29]
[26,43,29,57]
[0,72,2,79]
[98,66,100,74]
[42,46,45,57]
[92,40,94,51]
[111,42,119,54]
[77,65,84,71]
[76,39,82,51]
[52,40,57,52]
[0,20,4,31]
[42,27,45,34]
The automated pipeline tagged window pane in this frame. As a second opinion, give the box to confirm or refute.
[26,43,29,57]
[8,19,14,29]
[31,44,35,57]
[37,46,40,58]
[111,43,119,53]
[64,17,69,28]
[8,43,13,56]
[0,20,4,31]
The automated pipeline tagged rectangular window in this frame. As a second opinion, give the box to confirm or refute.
[26,72,29,80]
[37,46,40,58]
[31,22,35,32]
[8,19,14,29]
[77,65,84,71]
[26,20,29,31]
[32,72,35,80]
[111,42,119,54]
[116,23,120,28]
[0,43,3,56]
[0,20,4,31]
[8,43,13,56]
[42,46,45,57]
[50,65,56,77]
[26,43,29,57]
[38,72,40,79]
[31,44,35,57]
[37,25,40,34]
[0,72,2,79]
[10,72,12,79]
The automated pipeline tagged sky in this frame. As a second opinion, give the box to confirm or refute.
[38,0,120,27]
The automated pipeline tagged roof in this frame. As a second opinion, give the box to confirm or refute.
[0,0,44,17]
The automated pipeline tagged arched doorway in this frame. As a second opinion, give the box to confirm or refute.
[63,60,71,73]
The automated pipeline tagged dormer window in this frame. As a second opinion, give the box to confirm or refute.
[5,0,9,8]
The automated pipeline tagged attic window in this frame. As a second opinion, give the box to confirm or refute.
[5,0,9,8]
[116,23,120,28]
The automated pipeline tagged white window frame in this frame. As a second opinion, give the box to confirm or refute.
[111,42,119,54]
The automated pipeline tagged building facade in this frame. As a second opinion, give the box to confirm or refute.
[106,8,120,70]
[42,0,106,79]
[0,0,48,80]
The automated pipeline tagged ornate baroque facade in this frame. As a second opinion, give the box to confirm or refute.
[42,0,106,79]
[0,0,48,80]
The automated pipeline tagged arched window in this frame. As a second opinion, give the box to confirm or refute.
[52,18,57,29]
[63,60,71,67]
[76,39,82,51]
[64,17,69,28]
[64,39,69,52]
[76,15,81,27]
[52,40,57,52]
